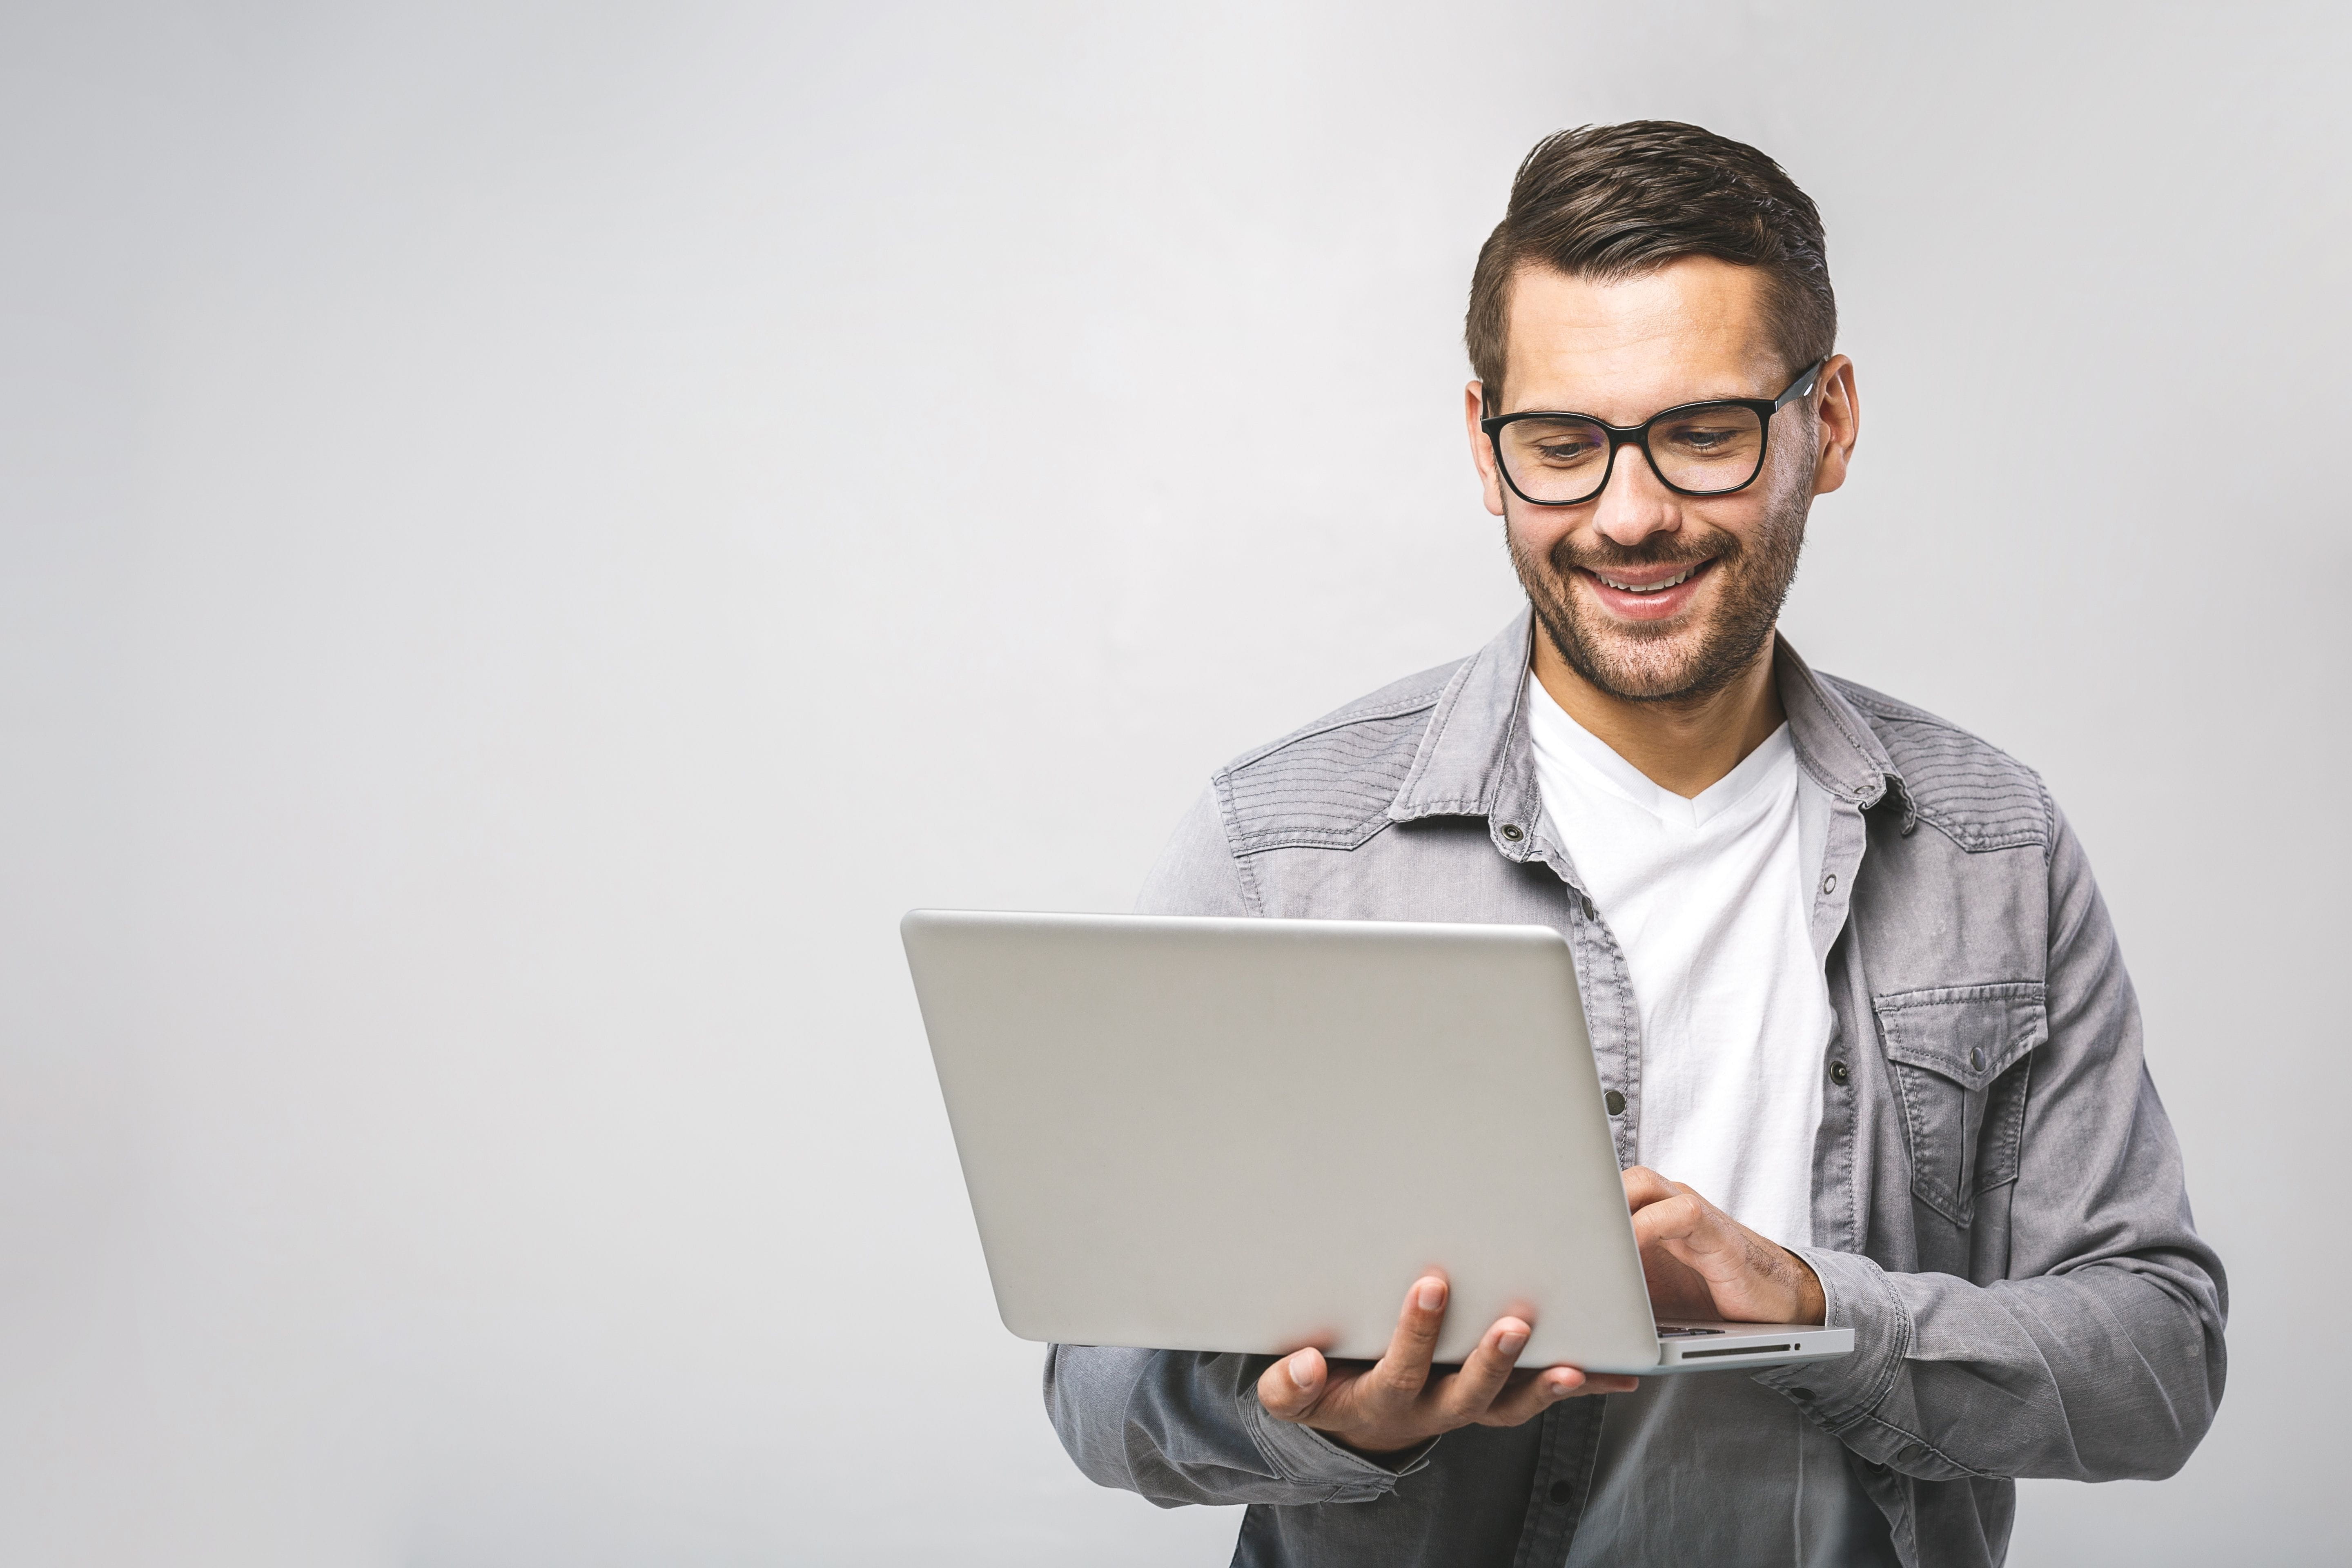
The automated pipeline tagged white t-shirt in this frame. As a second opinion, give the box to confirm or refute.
[1523,675,1830,1250]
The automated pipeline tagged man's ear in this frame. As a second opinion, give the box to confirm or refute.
[1809,356,1860,498]
[1465,381,1506,517]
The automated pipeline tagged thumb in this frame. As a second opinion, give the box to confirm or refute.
[1256,1348,1327,1421]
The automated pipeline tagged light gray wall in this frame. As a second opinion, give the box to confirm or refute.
[1,2,2343,1562]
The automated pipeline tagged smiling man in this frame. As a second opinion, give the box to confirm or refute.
[1044,123,2225,1567]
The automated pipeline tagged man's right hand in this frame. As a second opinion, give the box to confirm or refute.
[1254,1272,1639,1456]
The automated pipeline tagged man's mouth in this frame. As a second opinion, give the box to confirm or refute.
[1593,566,1696,594]
[1576,557,1715,619]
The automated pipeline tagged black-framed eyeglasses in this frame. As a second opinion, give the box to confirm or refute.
[1479,358,1827,507]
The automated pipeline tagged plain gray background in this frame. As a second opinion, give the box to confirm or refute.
[2,2,2344,1563]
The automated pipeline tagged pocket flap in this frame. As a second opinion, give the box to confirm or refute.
[1872,982,2047,1092]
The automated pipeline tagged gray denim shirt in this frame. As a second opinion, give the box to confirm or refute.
[1043,611,2227,1568]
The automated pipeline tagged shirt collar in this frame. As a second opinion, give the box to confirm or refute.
[1527,676,1796,829]
[1387,606,1901,833]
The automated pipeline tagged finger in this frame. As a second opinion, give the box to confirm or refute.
[1468,1363,1618,1429]
[1432,1316,1530,1421]
[1479,1365,1578,1426]
[1477,1364,1641,1427]
[1368,1274,1449,1401]
[1621,1165,1684,1211]
[1629,1191,1713,1250]
[1637,1194,1763,1280]
[1256,1348,1327,1422]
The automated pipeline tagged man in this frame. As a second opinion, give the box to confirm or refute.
[1044,122,2225,1567]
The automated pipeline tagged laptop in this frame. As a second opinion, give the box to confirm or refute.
[900,909,1851,1375]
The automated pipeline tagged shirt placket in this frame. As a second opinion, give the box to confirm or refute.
[1492,804,1646,1169]
[1805,787,1877,1255]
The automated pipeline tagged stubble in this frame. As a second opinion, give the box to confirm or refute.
[1506,485,1809,706]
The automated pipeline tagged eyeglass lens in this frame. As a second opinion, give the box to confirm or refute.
[1497,403,1766,503]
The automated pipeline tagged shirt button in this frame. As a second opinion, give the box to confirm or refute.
[1580,893,1597,920]
[1970,1045,1987,1071]
[1500,823,1524,842]
[1548,1479,1574,1505]
[1820,873,1838,895]
[1604,1090,1627,1116]
[1829,1060,1850,1085]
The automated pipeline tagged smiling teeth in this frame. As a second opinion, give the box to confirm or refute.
[1597,568,1693,593]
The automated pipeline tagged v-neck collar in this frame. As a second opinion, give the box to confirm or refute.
[1523,675,1795,831]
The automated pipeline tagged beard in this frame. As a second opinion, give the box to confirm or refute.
[1506,484,1808,706]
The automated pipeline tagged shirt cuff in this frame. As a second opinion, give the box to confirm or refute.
[1238,1385,1439,1503]
[1750,1245,1913,1430]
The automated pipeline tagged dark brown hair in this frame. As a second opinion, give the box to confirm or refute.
[1466,122,1835,409]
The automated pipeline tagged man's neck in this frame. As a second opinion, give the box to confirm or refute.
[1530,630,1786,800]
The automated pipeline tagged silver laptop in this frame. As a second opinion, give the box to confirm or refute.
[901,909,1851,1375]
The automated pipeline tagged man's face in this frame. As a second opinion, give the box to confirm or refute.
[1466,257,1850,705]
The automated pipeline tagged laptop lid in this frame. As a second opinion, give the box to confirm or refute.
[902,909,1668,1371]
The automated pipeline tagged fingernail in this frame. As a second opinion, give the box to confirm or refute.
[1497,1328,1528,1357]
[1416,1277,1446,1312]
[1289,1350,1319,1389]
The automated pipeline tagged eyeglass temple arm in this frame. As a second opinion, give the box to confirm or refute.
[1775,357,1830,410]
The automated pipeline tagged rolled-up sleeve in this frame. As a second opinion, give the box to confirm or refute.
[1045,1345,1432,1507]
[1756,803,2228,1481]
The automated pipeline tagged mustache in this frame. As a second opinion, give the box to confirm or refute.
[1548,529,1740,575]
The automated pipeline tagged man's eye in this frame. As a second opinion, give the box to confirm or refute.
[1530,440,1601,464]
[1674,427,1740,451]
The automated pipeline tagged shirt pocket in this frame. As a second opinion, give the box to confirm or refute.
[1871,982,2047,1226]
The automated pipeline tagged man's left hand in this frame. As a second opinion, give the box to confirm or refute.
[1623,1167,1827,1324]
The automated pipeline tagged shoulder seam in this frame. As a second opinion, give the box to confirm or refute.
[1212,668,1457,858]
[1821,676,2050,854]
[1222,684,1451,774]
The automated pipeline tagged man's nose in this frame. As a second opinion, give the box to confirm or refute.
[1588,441,1679,548]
